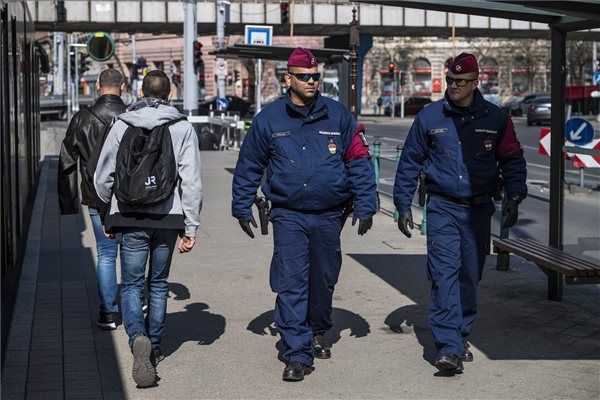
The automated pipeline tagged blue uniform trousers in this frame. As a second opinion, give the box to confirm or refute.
[269,207,343,366]
[426,195,494,357]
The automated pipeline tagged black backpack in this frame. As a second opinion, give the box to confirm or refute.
[113,118,185,206]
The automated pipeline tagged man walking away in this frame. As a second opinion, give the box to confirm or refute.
[94,70,202,388]
[58,68,126,330]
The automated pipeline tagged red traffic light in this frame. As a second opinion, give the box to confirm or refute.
[388,63,396,72]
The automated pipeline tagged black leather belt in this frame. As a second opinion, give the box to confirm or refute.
[429,191,492,206]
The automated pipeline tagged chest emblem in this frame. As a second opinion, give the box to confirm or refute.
[328,138,337,155]
[483,139,494,152]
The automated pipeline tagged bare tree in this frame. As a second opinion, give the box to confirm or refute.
[567,40,592,85]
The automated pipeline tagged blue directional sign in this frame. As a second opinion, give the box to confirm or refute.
[217,97,229,111]
[594,71,600,85]
[565,117,594,146]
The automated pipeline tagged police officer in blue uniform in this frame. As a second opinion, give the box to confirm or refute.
[394,53,527,373]
[232,48,377,381]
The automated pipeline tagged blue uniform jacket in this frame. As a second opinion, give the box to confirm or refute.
[232,93,377,219]
[394,89,527,214]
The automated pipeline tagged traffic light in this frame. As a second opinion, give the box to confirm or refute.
[193,41,204,75]
[234,69,240,82]
[79,53,91,75]
[280,2,290,24]
[388,62,396,75]
[69,51,76,79]
[56,0,66,22]
[400,71,407,86]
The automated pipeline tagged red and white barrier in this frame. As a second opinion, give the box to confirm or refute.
[538,127,600,168]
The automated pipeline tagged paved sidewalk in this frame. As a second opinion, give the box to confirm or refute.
[2,150,600,399]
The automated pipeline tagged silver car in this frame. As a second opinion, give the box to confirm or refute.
[526,96,551,126]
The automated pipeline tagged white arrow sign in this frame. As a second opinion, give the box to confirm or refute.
[569,122,587,141]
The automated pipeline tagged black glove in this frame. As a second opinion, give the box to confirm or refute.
[352,215,373,236]
[397,210,414,238]
[238,216,258,239]
[502,199,519,228]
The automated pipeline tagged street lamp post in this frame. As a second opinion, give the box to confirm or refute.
[349,7,359,118]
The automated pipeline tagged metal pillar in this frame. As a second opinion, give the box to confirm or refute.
[349,8,359,117]
[548,26,566,301]
[216,0,226,105]
[73,46,79,112]
[183,0,198,115]
[53,32,64,96]
[131,34,138,99]
[66,34,72,121]
[255,59,262,114]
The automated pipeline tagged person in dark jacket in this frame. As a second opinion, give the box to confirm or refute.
[394,53,527,374]
[58,68,126,330]
[232,48,377,382]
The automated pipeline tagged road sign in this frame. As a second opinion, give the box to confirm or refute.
[539,127,600,168]
[538,127,551,156]
[594,71,600,85]
[565,117,594,146]
[244,25,273,46]
[571,139,600,169]
[217,97,229,111]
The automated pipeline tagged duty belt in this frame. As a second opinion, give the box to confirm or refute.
[429,191,492,207]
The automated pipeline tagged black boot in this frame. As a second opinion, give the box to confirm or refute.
[282,362,312,382]
[434,354,464,374]
[312,335,331,359]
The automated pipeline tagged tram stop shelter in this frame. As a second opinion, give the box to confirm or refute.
[210,44,352,110]
[360,0,600,300]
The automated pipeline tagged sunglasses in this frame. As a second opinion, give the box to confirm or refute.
[445,76,477,87]
[288,72,321,82]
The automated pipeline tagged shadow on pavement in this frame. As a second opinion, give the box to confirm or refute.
[162,302,226,356]
[349,253,600,361]
[168,282,191,301]
[247,308,370,363]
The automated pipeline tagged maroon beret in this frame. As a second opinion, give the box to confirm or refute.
[448,53,479,75]
[288,47,318,68]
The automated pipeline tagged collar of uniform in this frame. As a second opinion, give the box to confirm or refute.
[442,88,487,116]
[285,92,328,121]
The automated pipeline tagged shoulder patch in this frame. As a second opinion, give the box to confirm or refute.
[359,131,369,147]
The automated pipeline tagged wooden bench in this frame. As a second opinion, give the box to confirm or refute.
[493,238,600,301]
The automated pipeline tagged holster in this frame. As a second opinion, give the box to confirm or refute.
[341,198,354,229]
[254,196,270,235]
[493,175,504,202]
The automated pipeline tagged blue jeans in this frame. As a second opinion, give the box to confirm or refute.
[118,228,178,350]
[89,208,119,314]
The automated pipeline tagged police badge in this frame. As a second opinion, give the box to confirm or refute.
[328,138,337,154]
[483,139,494,152]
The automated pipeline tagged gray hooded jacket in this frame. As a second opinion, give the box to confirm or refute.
[94,101,202,236]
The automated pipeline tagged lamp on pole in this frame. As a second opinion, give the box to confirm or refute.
[349,7,359,117]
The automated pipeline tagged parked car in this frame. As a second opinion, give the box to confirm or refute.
[501,96,525,116]
[384,96,432,116]
[519,93,549,115]
[526,96,551,126]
